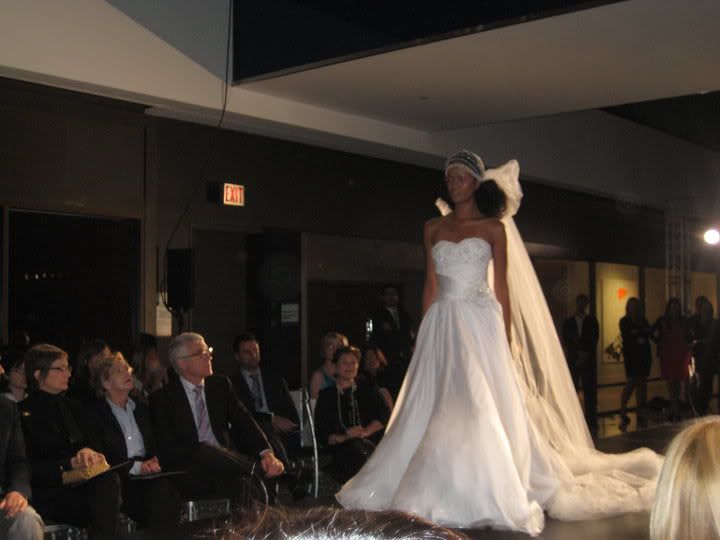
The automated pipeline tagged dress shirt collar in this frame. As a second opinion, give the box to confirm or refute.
[106,396,135,415]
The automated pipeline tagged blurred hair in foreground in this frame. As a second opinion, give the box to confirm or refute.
[224,506,467,539]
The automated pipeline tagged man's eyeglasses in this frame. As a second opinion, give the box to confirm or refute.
[178,347,213,360]
[48,365,72,374]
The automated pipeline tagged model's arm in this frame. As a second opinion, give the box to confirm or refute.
[491,221,512,344]
[422,219,439,316]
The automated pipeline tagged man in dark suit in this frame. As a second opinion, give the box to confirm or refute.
[369,284,416,397]
[0,397,43,540]
[561,294,600,429]
[230,333,299,462]
[149,332,284,504]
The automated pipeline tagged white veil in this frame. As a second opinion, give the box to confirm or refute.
[483,160,594,451]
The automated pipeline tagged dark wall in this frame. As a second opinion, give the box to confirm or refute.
[156,118,440,248]
[1,78,717,364]
[0,78,147,218]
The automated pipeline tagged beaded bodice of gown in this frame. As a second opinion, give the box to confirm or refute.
[432,237,495,306]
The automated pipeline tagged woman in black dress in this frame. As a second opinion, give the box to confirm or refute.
[20,344,121,538]
[314,346,390,484]
[619,297,652,430]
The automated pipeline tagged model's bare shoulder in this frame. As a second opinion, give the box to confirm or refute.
[423,216,444,242]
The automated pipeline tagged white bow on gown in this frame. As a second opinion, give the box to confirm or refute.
[336,161,662,536]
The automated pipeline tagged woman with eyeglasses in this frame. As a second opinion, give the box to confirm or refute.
[19,344,122,538]
[91,352,180,529]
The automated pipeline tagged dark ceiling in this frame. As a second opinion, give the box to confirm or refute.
[234,0,623,81]
[605,91,720,153]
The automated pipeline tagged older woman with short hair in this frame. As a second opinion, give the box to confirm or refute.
[91,352,180,529]
[314,346,390,484]
[20,344,121,538]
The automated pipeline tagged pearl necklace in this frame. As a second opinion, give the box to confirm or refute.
[337,381,360,430]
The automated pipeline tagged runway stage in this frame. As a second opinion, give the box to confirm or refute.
[129,423,681,539]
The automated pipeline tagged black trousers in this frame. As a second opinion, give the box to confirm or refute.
[697,356,719,415]
[327,437,378,484]
[33,471,121,539]
[568,355,598,428]
[174,444,273,507]
[121,473,181,529]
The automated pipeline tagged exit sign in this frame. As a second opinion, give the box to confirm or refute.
[223,183,244,206]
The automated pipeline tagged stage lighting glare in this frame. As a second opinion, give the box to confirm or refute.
[704,228,720,245]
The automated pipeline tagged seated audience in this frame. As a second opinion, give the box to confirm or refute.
[67,339,111,405]
[230,332,300,463]
[0,356,27,403]
[131,333,168,399]
[314,346,390,484]
[20,344,121,538]
[309,332,348,400]
[91,352,180,529]
[650,416,720,540]
[149,332,284,505]
[357,346,394,412]
[0,397,44,540]
[231,505,467,539]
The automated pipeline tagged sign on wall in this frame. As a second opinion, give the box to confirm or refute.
[223,183,244,206]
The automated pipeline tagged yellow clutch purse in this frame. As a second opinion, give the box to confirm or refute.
[61,458,111,485]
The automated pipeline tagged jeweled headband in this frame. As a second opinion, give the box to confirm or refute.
[444,150,485,181]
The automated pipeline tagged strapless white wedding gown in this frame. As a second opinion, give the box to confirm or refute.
[336,237,661,536]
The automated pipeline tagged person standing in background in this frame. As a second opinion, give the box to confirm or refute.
[619,297,652,430]
[369,285,415,398]
[561,294,599,430]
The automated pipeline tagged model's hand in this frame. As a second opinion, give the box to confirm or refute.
[140,457,162,475]
[71,448,104,469]
[0,491,27,518]
[260,452,284,477]
[271,415,297,433]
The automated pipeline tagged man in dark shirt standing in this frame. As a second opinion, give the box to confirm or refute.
[0,397,43,540]
[561,294,600,430]
[369,285,415,398]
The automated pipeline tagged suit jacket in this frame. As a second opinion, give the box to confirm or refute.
[19,391,97,488]
[561,314,599,363]
[0,397,32,499]
[369,306,415,362]
[229,368,299,426]
[149,375,271,470]
[92,398,158,468]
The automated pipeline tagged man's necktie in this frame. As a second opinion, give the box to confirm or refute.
[250,374,264,410]
[192,385,215,444]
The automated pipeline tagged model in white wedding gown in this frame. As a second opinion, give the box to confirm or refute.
[336,158,662,536]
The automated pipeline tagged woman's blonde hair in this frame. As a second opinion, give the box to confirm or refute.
[92,352,131,398]
[650,416,720,540]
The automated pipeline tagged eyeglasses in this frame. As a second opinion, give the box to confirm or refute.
[48,365,72,374]
[178,347,213,360]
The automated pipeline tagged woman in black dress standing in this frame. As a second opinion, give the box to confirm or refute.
[619,297,652,430]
